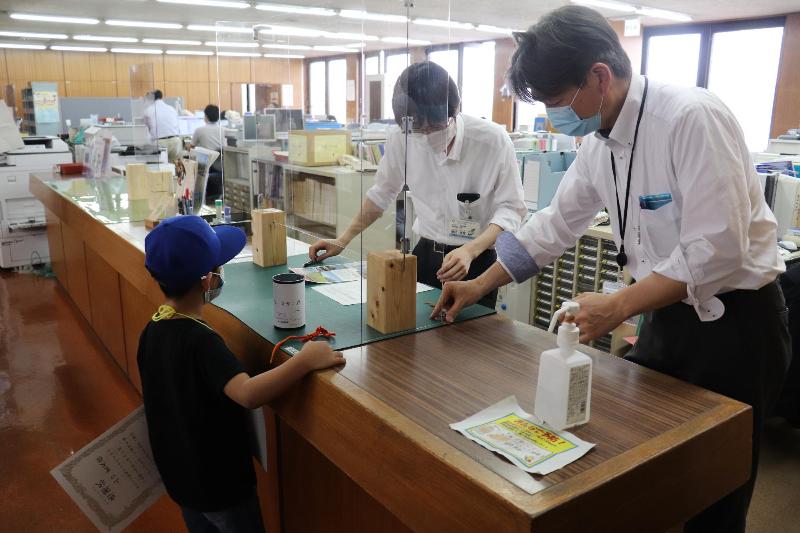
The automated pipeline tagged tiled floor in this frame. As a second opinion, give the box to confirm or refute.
[1,270,797,532]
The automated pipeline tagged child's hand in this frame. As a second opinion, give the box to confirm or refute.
[296,341,345,372]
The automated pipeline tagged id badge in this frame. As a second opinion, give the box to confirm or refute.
[448,217,480,239]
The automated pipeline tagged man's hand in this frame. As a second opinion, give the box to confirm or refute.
[430,279,485,323]
[437,247,474,282]
[573,292,627,343]
[308,238,347,262]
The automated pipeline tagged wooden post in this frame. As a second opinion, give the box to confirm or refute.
[367,251,417,334]
[126,164,149,201]
[252,209,287,267]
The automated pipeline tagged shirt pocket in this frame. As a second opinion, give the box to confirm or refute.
[640,202,680,259]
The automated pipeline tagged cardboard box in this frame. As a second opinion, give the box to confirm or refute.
[288,129,351,167]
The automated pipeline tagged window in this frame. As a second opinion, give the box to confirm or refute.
[384,53,409,119]
[429,48,460,88]
[309,61,326,117]
[327,58,347,123]
[461,41,495,120]
[643,17,786,152]
[516,100,547,132]
[365,55,381,76]
[645,33,702,87]
[707,26,784,152]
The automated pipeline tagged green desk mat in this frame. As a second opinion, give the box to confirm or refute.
[214,254,496,355]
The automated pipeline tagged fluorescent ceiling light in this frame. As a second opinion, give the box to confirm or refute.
[74,35,139,43]
[345,43,366,49]
[51,45,107,52]
[157,0,249,7]
[10,13,99,25]
[381,36,432,46]
[111,48,164,54]
[339,10,407,23]
[0,42,47,49]
[106,20,183,29]
[216,51,261,57]
[0,30,68,39]
[476,24,514,35]
[205,41,259,48]
[261,43,311,50]
[166,49,214,55]
[635,7,692,22]
[143,38,202,46]
[570,0,636,12]
[312,45,358,53]
[254,4,336,17]
[412,18,474,30]
[263,53,305,59]
[258,25,323,38]
[323,31,379,42]
[187,25,253,34]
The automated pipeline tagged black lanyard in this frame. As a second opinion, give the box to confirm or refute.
[610,76,649,269]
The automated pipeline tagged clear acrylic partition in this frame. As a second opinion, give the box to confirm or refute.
[208,1,505,359]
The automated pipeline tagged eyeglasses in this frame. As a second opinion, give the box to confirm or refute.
[400,116,453,135]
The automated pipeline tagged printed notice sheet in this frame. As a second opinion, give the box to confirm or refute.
[450,396,595,476]
[51,406,165,532]
[312,279,434,306]
[290,261,363,284]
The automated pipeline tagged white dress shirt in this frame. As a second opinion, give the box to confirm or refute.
[144,100,180,140]
[499,74,784,321]
[366,114,527,246]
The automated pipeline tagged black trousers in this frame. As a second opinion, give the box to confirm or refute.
[413,237,498,309]
[626,281,791,533]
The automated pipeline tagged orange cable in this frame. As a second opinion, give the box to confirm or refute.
[270,326,336,365]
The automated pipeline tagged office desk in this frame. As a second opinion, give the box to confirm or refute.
[32,172,752,532]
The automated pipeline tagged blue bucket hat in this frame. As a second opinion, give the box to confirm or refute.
[145,215,246,290]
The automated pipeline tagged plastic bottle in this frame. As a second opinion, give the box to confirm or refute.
[215,199,223,222]
[534,301,593,431]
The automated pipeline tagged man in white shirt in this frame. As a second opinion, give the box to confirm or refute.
[143,89,182,162]
[433,6,790,531]
[309,61,526,307]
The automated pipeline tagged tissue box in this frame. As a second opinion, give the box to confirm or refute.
[288,130,351,167]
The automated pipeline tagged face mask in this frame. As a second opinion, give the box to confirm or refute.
[424,119,457,157]
[546,85,604,137]
[203,268,224,304]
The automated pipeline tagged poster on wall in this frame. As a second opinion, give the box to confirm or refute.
[33,89,60,123]
[50,406,165,533]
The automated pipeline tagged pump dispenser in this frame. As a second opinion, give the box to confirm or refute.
[534,301,593,430]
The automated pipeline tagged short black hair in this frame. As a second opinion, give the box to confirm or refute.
[157,282,195,299]
[152,89,163,100]
[392,61,460,127]
[508,5,632,103]
[204,104,220,123]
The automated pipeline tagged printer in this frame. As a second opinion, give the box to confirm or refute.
[0,136,72,268]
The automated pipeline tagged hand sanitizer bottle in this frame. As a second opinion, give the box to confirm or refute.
[534,301,593,431]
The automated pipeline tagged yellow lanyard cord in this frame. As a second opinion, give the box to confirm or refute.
[152,304,213,331]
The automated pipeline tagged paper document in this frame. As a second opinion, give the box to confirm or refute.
[450,396,595,476]
[313,279,434,306]
[51,406,165,532]
[290,261,364,284]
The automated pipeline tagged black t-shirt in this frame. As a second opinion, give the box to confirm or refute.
[137,318,256,511]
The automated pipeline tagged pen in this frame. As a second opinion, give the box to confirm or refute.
[302,259,319,268]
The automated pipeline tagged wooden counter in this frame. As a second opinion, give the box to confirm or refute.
[32,173,753,532]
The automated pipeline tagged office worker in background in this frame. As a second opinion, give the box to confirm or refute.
[190,104,224,172]
[143,89,182,163]
[432,6,790,531]
[309,61,526,307]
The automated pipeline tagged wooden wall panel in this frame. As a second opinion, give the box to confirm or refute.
[61,223,92,322]
[346,55,359,123]
[64,80,94,97]
[163,81,188,103]
[32,51,64,81]
[185,81,211,113]
[62,53,92,81]
[119,276,159,394]
[90,81,118,97]
[85,245,128,374]
[492,38,515,132]
[5,50,35,80]
[164,54,188,82]
[214,81,232,113]
[89,53,116,81]
[185,56,210,82]
[771,13,800,137]
[0,51,7,82]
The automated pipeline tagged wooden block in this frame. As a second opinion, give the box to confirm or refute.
[252,209,287,267]
[367,251,417,334]
[147,169,172,193]
[144,218,160,229]
[126,163,149,201]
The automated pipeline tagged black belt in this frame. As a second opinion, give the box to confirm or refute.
[417,237,463,254]
[158,136,178,140]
